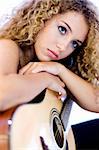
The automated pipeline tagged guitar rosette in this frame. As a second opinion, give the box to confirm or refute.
[50,108,66,150]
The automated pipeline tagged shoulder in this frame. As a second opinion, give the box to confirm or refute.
[0,39,20,52]
[0,39,20,59]
[0,39,20,74]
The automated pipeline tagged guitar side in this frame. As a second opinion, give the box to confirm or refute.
[0,107,16,150]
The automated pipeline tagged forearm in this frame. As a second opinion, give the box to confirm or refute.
[0,73,48,111]
[59,65,99,112]
[22,61,99,112]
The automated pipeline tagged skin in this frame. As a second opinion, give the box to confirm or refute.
[0,9,98,150]
[34,12,88,61]
[20,12,99,112]
[11,11,99,149]
[0,11,99,113]
[20,11,88,74]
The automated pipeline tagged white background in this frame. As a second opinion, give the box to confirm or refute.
[0,0,99,125]
[69,0,99,125]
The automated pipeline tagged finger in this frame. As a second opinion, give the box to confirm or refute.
[32,63,46,73]
[58,94,67,102]
[57,86,66,98]
[95,89,99,96]
[56,77,65,87]
[25,62,40,74]
[32,67,43,73]
[19,62,33,75]
[49,84,66,99]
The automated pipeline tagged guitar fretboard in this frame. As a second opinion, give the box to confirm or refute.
[61,97,73,131]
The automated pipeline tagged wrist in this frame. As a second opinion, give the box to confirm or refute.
[58,63,66,75]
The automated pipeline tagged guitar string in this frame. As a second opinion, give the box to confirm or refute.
[54,118,64,147]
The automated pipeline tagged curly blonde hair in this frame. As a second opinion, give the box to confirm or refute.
[0,0,99,86]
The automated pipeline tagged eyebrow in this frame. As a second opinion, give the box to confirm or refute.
[62,21,72,32]
[62,21,83,45]
[77,40,83,45]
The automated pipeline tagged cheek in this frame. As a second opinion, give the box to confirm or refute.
[61,48,74,59]
[35,33,45,49]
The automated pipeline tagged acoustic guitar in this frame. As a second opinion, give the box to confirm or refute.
[0,89,73,150]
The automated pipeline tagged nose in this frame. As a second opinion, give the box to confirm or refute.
[56,38,69,52]
[56,43,65,52]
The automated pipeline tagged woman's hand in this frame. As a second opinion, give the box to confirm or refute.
[19,62,64,75]
[44,72,66,100]
[19,62,66,101]
[19,62,34,75]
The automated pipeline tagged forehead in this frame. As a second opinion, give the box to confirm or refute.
[55,11,89,41]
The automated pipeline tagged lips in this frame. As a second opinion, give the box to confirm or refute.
[47,49,59,59]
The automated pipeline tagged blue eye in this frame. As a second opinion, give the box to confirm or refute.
[58,26,67,35]
[72,41,79,50]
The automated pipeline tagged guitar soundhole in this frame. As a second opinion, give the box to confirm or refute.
[53,117,64,148]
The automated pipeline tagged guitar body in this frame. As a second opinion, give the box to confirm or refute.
[0,89,74,150]
[10,89,67,150]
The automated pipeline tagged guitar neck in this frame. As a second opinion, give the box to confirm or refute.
[61,96,73,131]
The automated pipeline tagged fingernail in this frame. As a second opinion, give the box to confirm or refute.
[32,70,35,73]
[61,95,67,102]
[59,92,62,95]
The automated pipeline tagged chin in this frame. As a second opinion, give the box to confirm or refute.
[38,56,51,62]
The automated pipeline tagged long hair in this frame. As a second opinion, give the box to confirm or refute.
[0,0,99,86]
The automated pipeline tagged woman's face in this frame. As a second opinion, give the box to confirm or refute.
[34,11,88,61]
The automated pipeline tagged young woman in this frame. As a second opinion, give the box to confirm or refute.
[0,0,99,149]
[0,0,98,112]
